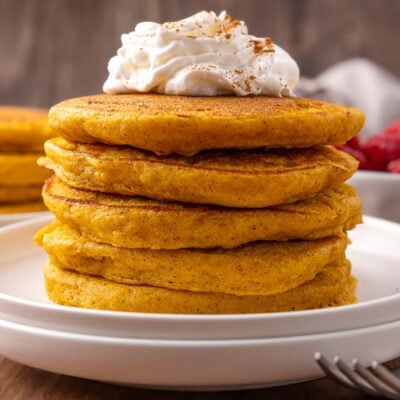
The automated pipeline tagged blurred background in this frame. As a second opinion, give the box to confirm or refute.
[1,0,400,108]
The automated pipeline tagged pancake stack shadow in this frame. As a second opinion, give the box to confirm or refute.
[35,94,365,314]
[0,107,53,214]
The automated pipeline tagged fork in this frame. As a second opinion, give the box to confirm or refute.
[315,352,400,399]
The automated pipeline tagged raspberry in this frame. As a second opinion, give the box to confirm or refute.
[346,136,363,151]
[335,120,400,173]
[363,133,400,166]
[384,119,400,136]
[363,135,388,165]
[336,144,368,169]
[388,159,400,173]
[363,159,387,171]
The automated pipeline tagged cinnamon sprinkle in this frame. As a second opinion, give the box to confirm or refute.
[251,37,275,54]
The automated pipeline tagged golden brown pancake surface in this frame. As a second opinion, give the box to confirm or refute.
[41,138,358,208]
[44,260,357,314]
[0,200,46,214]
[35,221,347,296]
[48,94,365,155]
[0,106,53,152]
[42,176,362,249]
[0,185,42,203]
[0,153,51,186]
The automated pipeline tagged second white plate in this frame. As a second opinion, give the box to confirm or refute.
[0,211,50,227]
[0,317,399,390]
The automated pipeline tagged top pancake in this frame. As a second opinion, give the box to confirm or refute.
[48,94,365,155]
[0,106,53,152]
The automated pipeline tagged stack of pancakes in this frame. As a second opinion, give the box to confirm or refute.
[35,94,364,314]
[0,107,53,214]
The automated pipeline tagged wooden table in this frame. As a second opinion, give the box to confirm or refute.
[3,356,389,399]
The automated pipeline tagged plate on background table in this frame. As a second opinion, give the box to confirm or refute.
[0,215,399,389]
[0,211,50,227]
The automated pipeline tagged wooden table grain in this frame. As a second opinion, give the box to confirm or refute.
[3,356,390,400]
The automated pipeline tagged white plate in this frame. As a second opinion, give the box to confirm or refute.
[0,211,50,227]
[0,216,400,340]
[349,170,400,222]
[0,317,399,390]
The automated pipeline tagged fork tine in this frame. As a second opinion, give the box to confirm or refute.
[314,353,358,390]
[335,357,380,397]
[371,361,400,392]
[353,360,400,400]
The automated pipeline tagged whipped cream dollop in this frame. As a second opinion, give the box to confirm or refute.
[103,11,300,96]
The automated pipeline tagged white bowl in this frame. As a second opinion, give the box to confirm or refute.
[350,170,400,222]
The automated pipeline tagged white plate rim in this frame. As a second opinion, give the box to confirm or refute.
[1,315,400,345]
[0,210,50,222]
[353,170,400,180]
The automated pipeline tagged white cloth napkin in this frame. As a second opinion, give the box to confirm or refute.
[296,58,400,137]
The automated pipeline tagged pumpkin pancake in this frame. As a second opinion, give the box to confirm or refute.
[40,138,358,208]
[0,106,53,152]
[0,200,46,214]
[48,94,365,155]
[0,185,42,203]
[44,260,357,314]
[35,221,347,296]
[43,176,362,250]
[0,153,51,186]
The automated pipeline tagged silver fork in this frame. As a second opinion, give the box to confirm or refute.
[315,353,400,399]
